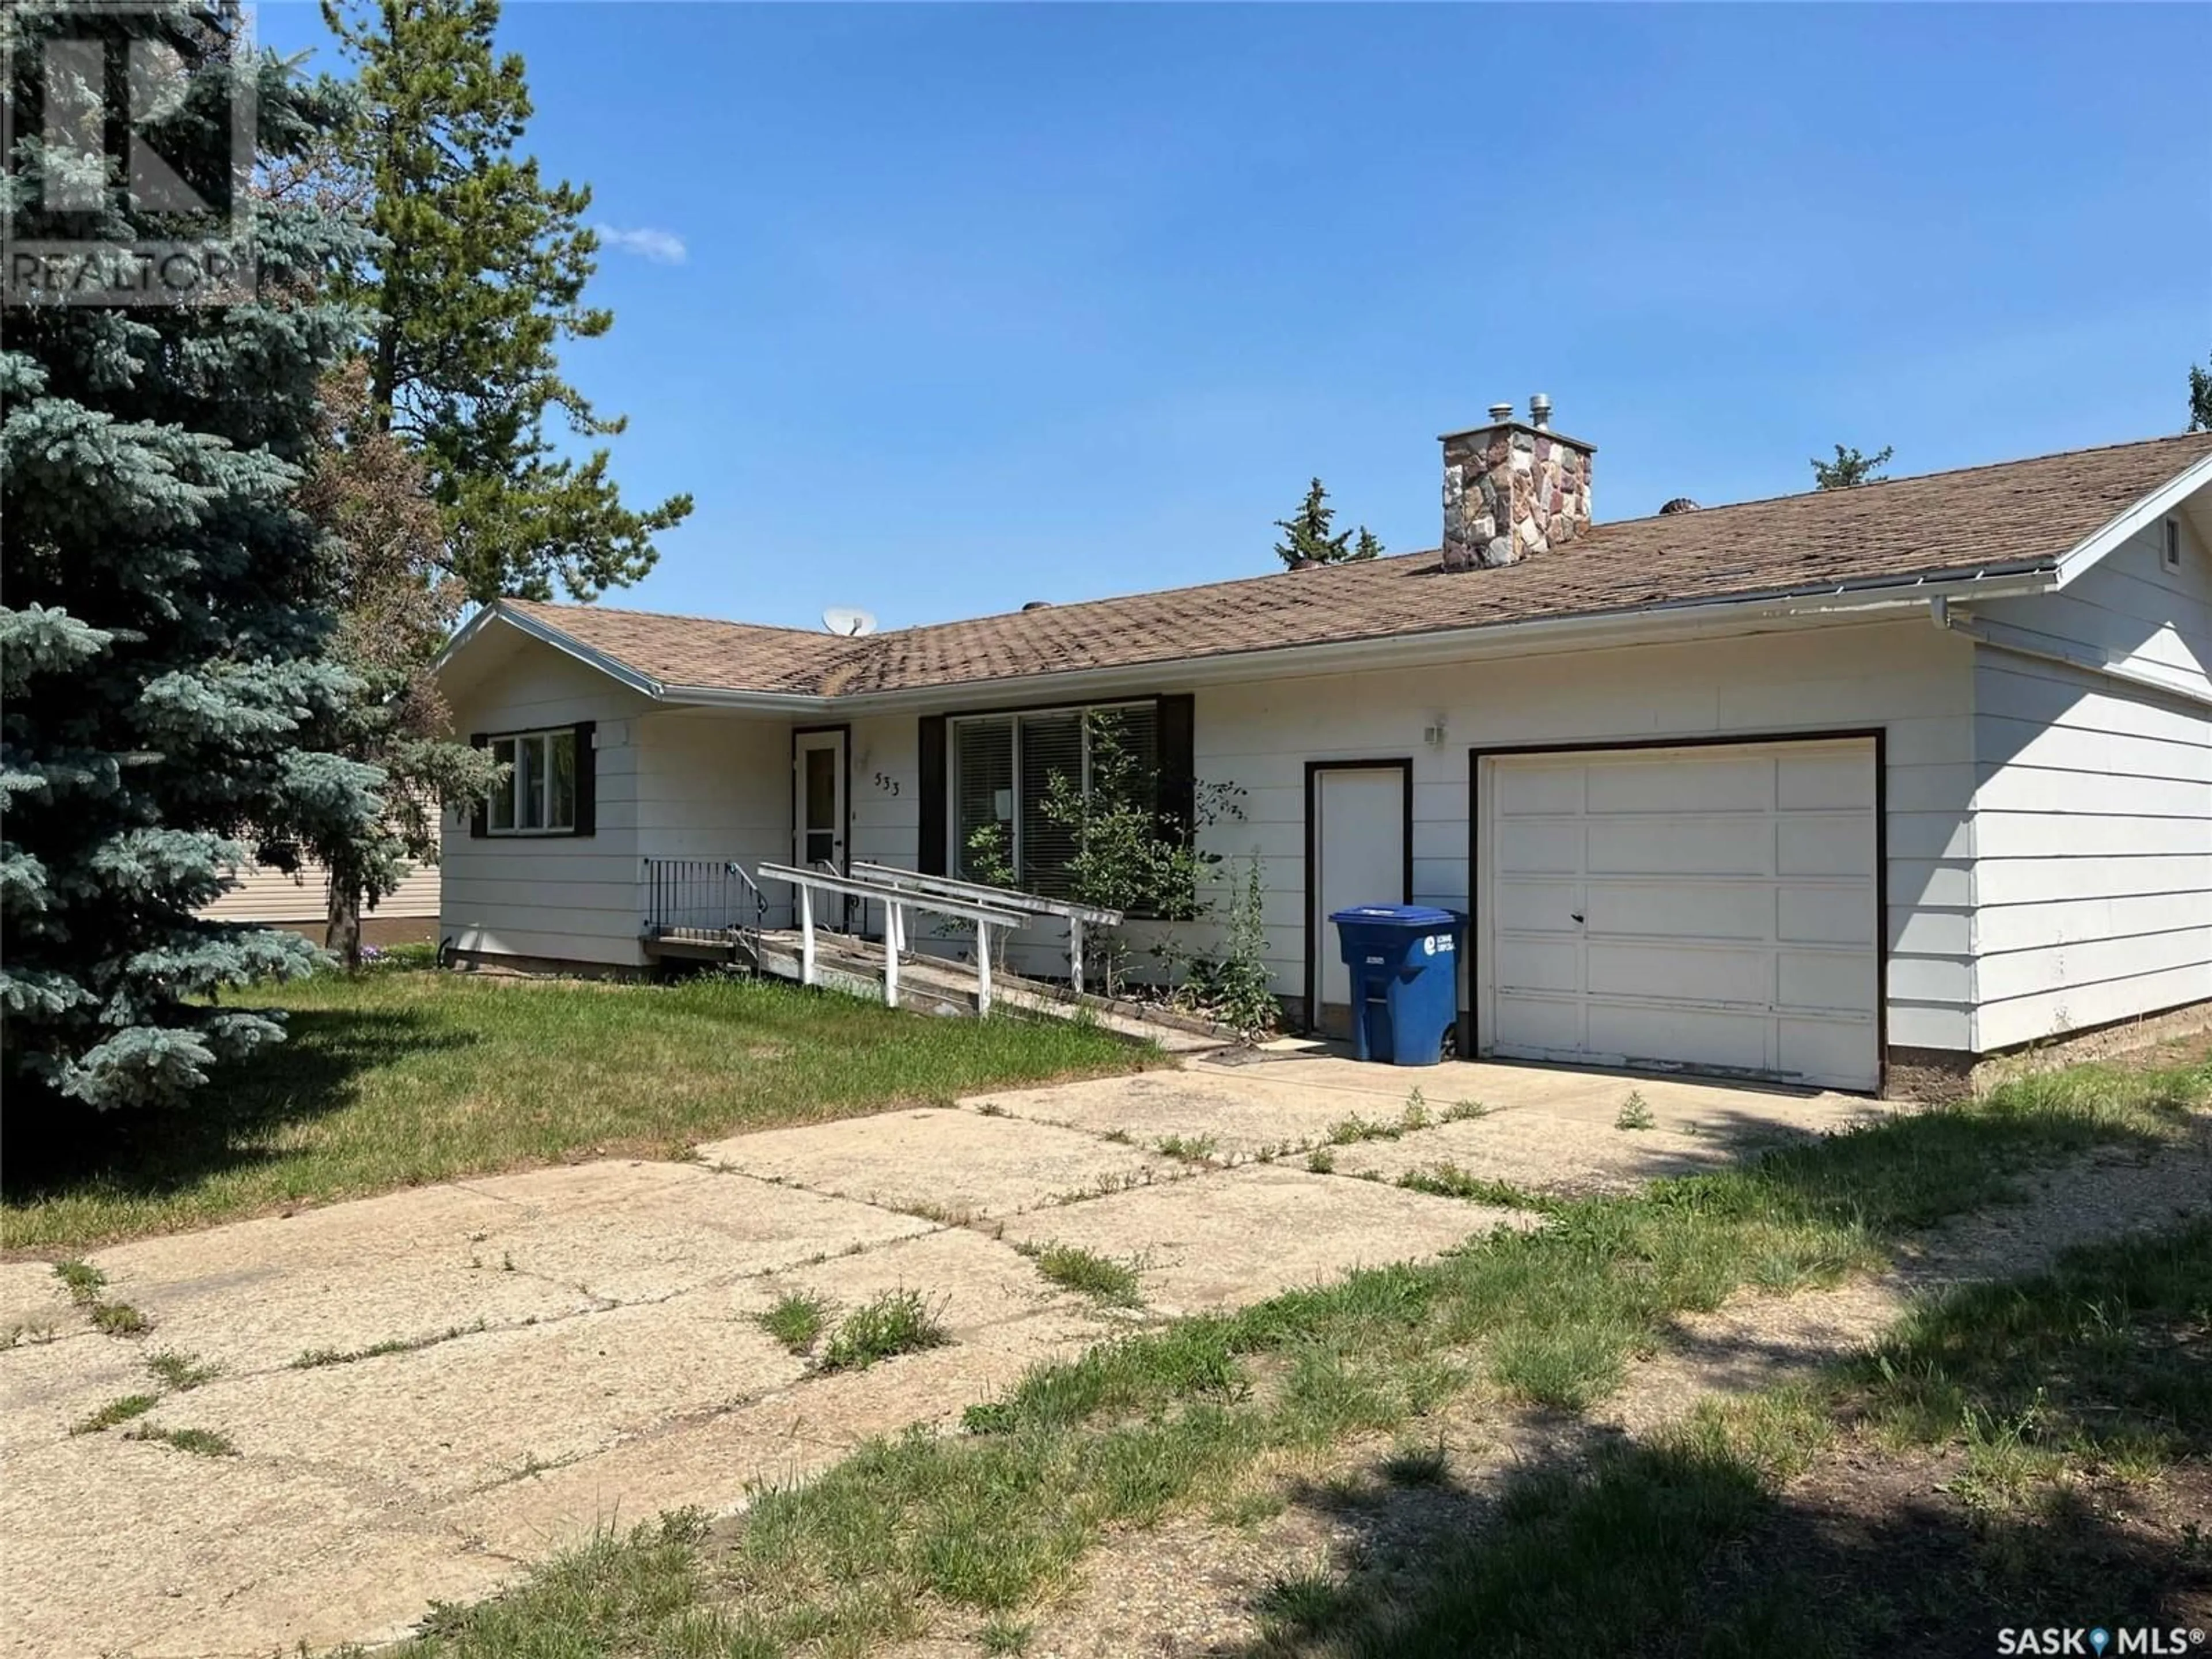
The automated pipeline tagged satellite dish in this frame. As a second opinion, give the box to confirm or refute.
[821,605,878,637]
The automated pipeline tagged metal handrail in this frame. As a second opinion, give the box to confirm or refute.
[756,861,1028,1013]
[849,862,1123,996]
[642,856,764,948]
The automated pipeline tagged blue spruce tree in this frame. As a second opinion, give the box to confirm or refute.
[2,3,384,1111]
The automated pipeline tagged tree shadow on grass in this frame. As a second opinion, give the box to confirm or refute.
[1,1006,473,1209]
[1233,1219,2212,1658]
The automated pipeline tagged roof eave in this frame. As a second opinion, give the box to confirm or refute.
[821,562,2061,713]
[2050,448,2212,589]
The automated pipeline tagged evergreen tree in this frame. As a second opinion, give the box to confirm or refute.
[1273,477,1354,567]
[2190,351,2211,433]
[322,0,692,601]
[2,5,384,1111]
[1352,525,1384,561]
[1810,443,1893,489]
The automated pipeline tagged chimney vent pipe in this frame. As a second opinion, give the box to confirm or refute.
[1528,393,1552,429]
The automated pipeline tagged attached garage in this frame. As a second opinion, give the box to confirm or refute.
[1471,735,1882,1092]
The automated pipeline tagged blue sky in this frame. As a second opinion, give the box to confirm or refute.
[264,3,2212,631]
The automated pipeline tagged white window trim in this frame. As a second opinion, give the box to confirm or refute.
[948,699,1154,884]
[486,726,578,836]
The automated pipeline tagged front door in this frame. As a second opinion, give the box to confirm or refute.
[794,729,847,871]
[1307,763,1411,1036]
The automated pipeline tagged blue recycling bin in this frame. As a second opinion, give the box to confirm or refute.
[1328,904,1465,1066]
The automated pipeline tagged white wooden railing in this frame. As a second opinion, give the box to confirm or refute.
[849,862,1123,998]
[755,862,1030,1013]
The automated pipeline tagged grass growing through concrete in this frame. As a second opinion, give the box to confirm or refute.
[379,1049,2207,1658]
[756,1291,834,1356]
[1030,1243,1145,1308]
[122,1424,239,1458]
[291,1321,488,1369]
[70,1394,158,1435]
[144,1350,219,1390]
[4,971,1150,1252]
[1153,1134,1219,1162]
[817,1290,950,1374]
[1615,1090,1656,1131]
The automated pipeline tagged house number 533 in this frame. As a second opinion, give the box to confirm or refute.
[874,772,902,797]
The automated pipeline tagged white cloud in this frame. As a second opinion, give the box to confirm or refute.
[596,225,687,266]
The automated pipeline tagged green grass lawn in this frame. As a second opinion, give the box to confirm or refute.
[1,968,1149,1253]
[368,1046,2211,1659]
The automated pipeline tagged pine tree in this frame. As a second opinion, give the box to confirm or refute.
[323,0,692,601]
[1352,526,1384,561]
[1273,478,1354,567]
[2189,351,2211,433]
[1810,443,1893,490]
[1,3,384,1112]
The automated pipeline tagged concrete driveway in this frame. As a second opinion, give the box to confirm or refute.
[0,1048,1881,1658]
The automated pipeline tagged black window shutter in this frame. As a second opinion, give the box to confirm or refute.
[571,721,597,837]
[1156,694,1196,846]
[916,715,948,874]
[468,732,488,838]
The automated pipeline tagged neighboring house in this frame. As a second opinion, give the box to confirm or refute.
[200,854,441,948]
[432,409,2212,1097]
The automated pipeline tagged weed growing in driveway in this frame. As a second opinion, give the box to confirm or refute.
[70,1393,158,1435]
[89,1300,149,1336]
[1324,1112,1404,1146]
[1402,1087,1431,1130]
[123,1424,238,1457]
[1616,1090,1656,1131]
[54,1260,104,1303]
[1397,1164,1557,1213]
[978,1616,1032,1655]
[1442,1098,1493,1122]
[144,1350,220,1391]
[1031,1244,1145,1309]
[291,1321,487,1369]
[1,1323,59,1349]
[817,1290,950,1373]
[1305,1147,1336,1174]
[1154,1133,1218,1162]
[756,1291,834,1356]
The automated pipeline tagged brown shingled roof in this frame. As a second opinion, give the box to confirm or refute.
[496,432,2212,699]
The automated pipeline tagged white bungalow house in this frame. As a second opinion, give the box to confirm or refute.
[431,410,2212,1097]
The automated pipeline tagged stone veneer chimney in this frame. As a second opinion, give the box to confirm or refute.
[1440,396,1597,571]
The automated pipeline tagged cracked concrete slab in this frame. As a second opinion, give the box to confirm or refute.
[999,1163,1533,1315]
[699,1106,1184,1219]
[1329,1111,1776,1196]
[963,1069,1370,1160]
[0,1431,425,1659]
[772,1225,1105,1359]
[160,1291,809,1502]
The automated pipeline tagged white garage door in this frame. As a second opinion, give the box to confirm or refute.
[1480,738,1879,1091]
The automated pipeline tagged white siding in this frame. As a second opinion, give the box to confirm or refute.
[200,857,440,923]
[633,708,796,927]
[1188,617,1979,1052]
[1968,512,2212,1049]
[441,645,655,967]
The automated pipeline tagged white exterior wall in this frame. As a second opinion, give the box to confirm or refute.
[1188,618,1980,1054]
[633,707,797,929]
[441,646,654,967]
[1967,512,2212,1050]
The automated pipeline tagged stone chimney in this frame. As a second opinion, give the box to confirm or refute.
[1440,396,1596,570]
